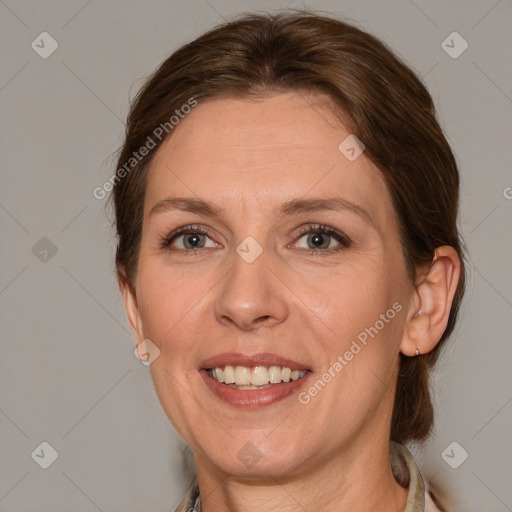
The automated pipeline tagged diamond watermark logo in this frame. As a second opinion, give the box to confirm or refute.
[236,236,263,264]
[31,32,59,59]
[441,32,468,59]
[31,441,58,469]
[338,134,365,161]
[134,339,161,366]
[32,237,58,263]
[441,441,468,469]
[237,442,263,468]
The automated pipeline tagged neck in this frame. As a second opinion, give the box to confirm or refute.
[194,433,409,512]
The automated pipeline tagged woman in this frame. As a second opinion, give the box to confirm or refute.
[111,12,464,511]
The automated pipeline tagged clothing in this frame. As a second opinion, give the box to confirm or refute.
[174,442,441,511]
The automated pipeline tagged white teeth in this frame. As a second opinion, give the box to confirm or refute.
[251,366,269,386]
[223,365,235,384]
[268,365,282,384]
[208,365,307,387]
[234,366,252,385]
[214,367,224,382]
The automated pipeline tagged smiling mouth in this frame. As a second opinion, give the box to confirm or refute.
[206,365,308,390]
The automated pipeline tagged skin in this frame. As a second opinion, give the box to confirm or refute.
[120,91,461,511]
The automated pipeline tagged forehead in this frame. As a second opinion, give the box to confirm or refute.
[145,92,394,224]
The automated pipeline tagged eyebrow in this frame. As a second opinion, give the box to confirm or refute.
[148,196,375,227]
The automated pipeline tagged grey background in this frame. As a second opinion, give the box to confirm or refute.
[0,0,511,511]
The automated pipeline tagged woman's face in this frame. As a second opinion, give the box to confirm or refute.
[124,91,414,479]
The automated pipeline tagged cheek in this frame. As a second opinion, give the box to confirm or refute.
[136,264,212,438]
[135,260,212,363]
[298,258,404,385]
[301,259,393,331]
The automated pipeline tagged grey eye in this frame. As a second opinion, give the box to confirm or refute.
[172,232,217,250]
[296,231,341,250]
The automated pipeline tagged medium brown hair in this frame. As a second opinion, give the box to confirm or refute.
[111,11,465,444]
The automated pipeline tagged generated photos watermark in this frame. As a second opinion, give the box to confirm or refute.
[93,97,198,200]
[298,301,403,405]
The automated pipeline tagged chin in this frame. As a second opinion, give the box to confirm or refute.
[198,437,309,479]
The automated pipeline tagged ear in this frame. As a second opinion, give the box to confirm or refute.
[118,270,145,345]
[400,246,461,357]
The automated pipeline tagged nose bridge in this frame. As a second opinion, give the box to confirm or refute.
[213,241,288,330]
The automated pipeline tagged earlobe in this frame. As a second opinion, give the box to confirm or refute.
[400,246,461,357]
[402,313,431,357]
[118,272,145,345]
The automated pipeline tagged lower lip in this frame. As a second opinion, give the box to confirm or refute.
[199,369,312,408]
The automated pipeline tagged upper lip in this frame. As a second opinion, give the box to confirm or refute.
[200,352,310,371]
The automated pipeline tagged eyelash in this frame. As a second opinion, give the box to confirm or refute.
[158,223,351,256]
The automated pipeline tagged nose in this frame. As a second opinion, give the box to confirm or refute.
[213,247,289,331]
